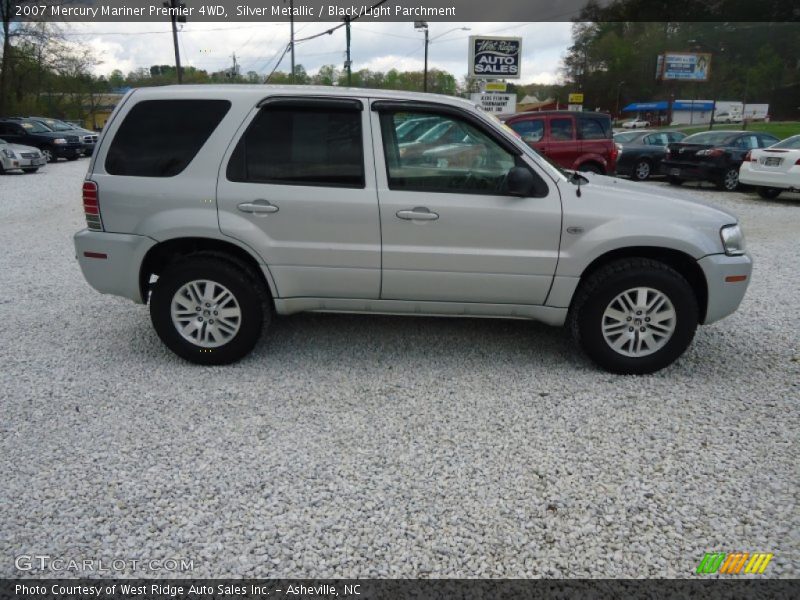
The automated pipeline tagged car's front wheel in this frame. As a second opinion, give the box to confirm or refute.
[757,187,781,200]
[667,175,683,186]
[42,148,54,163]
[570,258,698,374]
[22,168,38,174]
[150,255,269,365]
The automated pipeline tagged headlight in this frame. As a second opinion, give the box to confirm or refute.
[53,138,67,144]
[720,224,746,256]
[2,148,15,158]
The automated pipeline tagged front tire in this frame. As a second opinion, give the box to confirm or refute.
[22,168,38,173]
[569,258,698,374]
[150,255,268,365]
[42,148,54,163]
[757,187,781,200]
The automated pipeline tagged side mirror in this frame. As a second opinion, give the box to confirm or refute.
[506,166,535,197]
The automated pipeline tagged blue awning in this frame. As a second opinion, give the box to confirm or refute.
[622,101,669,112]
[673,101,715,111]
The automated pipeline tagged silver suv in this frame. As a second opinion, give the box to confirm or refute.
[74,86,752,374]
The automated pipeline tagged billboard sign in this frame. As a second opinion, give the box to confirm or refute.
[658,52,712,81]
[568,93,584,104]
[469,36,522,79]
[470,93,517,114]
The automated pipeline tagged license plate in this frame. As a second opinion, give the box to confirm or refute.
[670,168,681,176]
[764,157,782,167]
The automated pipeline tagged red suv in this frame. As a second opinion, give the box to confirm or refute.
[503,111,617,174]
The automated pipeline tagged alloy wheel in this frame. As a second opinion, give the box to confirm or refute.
[170,279,242,348]
[601,287,676,357]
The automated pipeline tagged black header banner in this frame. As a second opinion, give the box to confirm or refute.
[3,579,800,600]
[7,0,799,23]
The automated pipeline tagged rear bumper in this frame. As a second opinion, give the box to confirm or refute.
[661,160,724,182]
[739,163,800,190]
[698,253,753,324]
[74,229,156,304]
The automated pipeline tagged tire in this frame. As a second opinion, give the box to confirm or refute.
[569,258,699,374]
[22,168,38,173]
[716,168,739,191]
[42,148,54,163]
[632,159,652,181]
[149,255,269,365]
[667,175,683,186]
[578,163,604,175]
[757,187,781,200]
[67,155,79,161]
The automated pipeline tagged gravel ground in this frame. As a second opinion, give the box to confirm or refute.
[1,160,798,579]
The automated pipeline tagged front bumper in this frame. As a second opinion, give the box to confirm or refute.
[54,144,84,159]
[1,154,45,170]
[74,229,157,304]
[698,253,753,324]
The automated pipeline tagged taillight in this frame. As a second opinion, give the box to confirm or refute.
[795,158,800,166]
[83,181,103,231]
[744,151,751,162]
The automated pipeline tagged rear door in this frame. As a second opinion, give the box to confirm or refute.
[216,96,381,300]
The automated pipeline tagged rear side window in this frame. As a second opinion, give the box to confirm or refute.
[106,99,230,177]
[508,119,544,143]
[227,106,364,187]
[578,117,610,140]
[550,118,574,141]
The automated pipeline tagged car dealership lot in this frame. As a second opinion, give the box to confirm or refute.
[1,160,798,578]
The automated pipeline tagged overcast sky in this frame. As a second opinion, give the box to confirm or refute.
[62,21,574,84]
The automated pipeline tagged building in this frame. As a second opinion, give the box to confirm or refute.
[622,100,770,126]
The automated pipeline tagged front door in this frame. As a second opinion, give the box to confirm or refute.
[371,104,562,306]
[216,97,381,300]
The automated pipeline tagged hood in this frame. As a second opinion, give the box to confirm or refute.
[6,142,42,154]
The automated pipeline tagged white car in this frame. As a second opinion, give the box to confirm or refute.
[622,118,650,129]
[714,112,742,124]
[0,138,46,174]
[739,134,800,199]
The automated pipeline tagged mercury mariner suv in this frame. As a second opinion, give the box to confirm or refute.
[74,86,752,374]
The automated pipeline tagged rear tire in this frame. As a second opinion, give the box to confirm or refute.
[757,187,781,200]
[569,258,698,374]
[632,159,652,181]
[150,255,269,365]
[716,168,739,191]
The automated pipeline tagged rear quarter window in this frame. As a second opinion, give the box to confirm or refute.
[105,99,231,177]
[578,117,611,140]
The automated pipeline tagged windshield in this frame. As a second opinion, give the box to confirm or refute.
[41,119,74,131]
[614,131,643,143]
[20,120,53,133]
[683,131,737,145]
[771,135,800,149]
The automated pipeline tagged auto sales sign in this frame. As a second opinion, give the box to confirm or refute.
[469,36,522,79]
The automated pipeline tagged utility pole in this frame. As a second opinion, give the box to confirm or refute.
[287,0,295,83]
[232,52,238,79]
[344,16,352,86]
[164,0,187,84]
[414,21,429,92]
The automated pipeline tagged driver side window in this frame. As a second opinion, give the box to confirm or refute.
[379,110,517,195]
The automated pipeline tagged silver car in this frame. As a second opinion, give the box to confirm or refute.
[73,86,752,374]
[0,138,46,174]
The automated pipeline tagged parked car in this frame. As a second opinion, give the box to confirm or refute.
[0,118,83,162]
[614,130,687,181]
[394,116,443,143]
[661,130,780,191]
[713,111,742,124]
[26,116,99,155]
[738,134,800,199]
[622,118,650,129]
[74,86,752,374]
[0,138,46,174]
[503,110,617,174]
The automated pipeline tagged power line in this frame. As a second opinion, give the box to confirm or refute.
[265,43,292,82]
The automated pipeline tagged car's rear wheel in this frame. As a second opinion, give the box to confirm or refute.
[633,159,652,181]
[150,255,269,365]
[667,175,683,186]
[757,187,781,200]
[570,258,698,374]
[716,168,739,191]
[578,163,604,175]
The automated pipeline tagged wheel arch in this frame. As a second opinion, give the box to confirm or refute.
[139,236,277,303]
[574,154,608,173]
[575,246,708,324]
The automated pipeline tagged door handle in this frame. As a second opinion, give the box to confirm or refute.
[238,199,279,215]
[396,207,439,221]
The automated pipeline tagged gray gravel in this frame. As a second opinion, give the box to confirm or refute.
[1,160,798,578]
